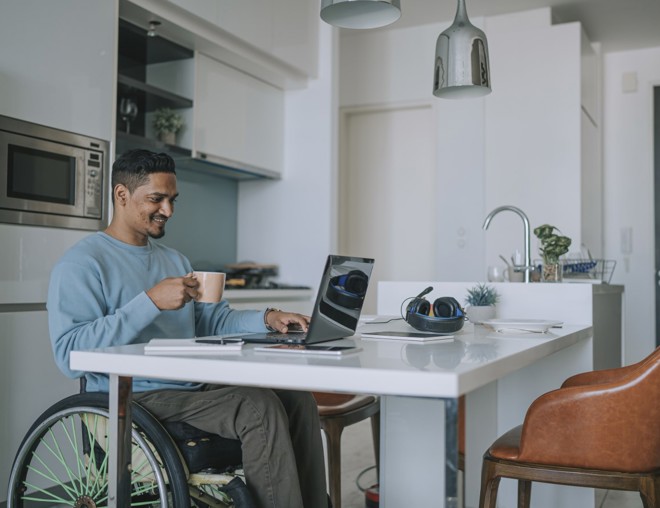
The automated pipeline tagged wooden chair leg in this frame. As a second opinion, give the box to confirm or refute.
[518,479,531,508]
[321,420,344,508]
[479,458,501,508]
[639,475,659,508]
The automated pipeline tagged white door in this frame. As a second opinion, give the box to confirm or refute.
[339,104,436,313]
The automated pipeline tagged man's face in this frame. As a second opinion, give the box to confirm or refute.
[120,172,178,244]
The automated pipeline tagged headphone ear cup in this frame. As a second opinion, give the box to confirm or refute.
[414,298,431,316]
[433,297,456,318]
[343,270,368,295]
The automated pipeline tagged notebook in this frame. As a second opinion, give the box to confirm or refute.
[241,254,375,345]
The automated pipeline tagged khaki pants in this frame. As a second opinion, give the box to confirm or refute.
[135,385,327,508]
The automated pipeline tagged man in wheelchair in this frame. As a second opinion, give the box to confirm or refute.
[46,149,329,507]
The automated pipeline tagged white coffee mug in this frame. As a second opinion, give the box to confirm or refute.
[193,271,226,303]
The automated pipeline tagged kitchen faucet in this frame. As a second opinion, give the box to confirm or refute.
[483,205,532,283]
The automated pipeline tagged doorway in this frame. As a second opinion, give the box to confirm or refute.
[338,104,436,314]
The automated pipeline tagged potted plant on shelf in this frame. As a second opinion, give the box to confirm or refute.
[533,224,572,282]
[153,108,184,145]
[464,283,499,324]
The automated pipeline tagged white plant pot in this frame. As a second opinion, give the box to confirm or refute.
[466,305,496,324]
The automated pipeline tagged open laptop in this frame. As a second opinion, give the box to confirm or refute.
[240,255,375,345]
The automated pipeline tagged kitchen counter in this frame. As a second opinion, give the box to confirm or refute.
[224,288,315,314]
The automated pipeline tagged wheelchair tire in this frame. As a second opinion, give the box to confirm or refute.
[7,392,191,508]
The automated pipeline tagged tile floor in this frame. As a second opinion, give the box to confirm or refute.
[336,419,644,508]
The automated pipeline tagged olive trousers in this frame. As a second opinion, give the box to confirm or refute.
[135,385,327,508]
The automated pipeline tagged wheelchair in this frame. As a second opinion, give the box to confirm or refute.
[7,390,256,507]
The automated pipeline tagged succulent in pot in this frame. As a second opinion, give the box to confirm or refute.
[464,283,499,324]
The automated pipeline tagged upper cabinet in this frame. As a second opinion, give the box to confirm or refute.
[0,1,116,141]
[116,20,282,179]
[168,0,319,79]
[120,0,317,90]
[194,53,283,178]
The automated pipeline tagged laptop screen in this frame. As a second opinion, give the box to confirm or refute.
[306,255,375,343]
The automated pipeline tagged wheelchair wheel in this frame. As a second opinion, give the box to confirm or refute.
[7,393,190,508]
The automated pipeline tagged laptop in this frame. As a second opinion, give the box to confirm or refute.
[240,255,375,345]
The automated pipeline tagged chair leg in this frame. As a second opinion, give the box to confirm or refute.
[518,480,531,508]
[639,475,659,508]
[321,420,344,508]
[479,458,501,508]
[370,412,380,480]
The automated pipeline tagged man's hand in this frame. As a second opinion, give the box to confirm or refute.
[265,310,310,334]
[146,273,199,310]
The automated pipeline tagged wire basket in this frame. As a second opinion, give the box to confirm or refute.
[562,259,616,283]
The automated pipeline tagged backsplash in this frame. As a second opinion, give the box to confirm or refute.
[156,168,238,270]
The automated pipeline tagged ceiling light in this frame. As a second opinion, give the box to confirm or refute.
[147,20,161,38]
[320,0,401,29]
[433,0,491,99]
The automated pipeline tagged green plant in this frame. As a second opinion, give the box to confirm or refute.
[533,224,572,264]
[465,283,499,307]
[152,108,184,135]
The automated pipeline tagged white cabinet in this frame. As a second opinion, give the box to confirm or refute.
[194,53,284,178]
[167,0,318,78]
[0,0,116,141]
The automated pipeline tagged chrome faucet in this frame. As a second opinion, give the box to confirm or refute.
[483,205,532,283]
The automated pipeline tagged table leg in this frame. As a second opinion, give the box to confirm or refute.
[381,395,458,507]
[108,374,133,508]
[445,397,459,508]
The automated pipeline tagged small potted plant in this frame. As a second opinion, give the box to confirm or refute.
[464,283,499,324]
[533,224,572,282]
[152,108,184,145]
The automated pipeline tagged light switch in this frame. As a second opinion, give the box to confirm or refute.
[621,227,633,254]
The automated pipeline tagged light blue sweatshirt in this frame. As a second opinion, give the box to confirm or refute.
[47,232,267,392]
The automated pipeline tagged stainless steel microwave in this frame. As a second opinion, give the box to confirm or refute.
[0,114,109,231]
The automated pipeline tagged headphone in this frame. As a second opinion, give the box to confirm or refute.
[404,286,465,334]
[326,270,369,309]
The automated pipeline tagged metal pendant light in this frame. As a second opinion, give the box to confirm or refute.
[320,0,401,29]
[433,0,491,98]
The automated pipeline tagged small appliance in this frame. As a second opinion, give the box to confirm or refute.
[0,114,109,231]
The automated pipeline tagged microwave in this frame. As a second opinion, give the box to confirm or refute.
[0,114,109,231]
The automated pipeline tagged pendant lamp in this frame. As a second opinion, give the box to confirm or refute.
[320,0,401,29]
[433,0,491,98]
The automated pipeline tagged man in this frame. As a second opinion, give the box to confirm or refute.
[47,149,328,507]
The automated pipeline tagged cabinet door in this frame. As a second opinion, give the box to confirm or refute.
[194,53,283,177]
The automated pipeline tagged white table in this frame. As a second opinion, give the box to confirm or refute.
[70,321,593,508]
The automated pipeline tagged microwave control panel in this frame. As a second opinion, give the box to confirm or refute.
[84,151,103,218]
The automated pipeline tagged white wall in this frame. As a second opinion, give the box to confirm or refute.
[603,47,660,362]
[338,9,588,282]
[236,21,337,289]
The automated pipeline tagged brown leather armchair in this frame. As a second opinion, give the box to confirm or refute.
[479,346,660,508]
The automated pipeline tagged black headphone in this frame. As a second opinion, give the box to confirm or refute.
[404,287,465,334]
[326,270,369,309]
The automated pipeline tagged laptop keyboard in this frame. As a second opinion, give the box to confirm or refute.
[267,332,308,341]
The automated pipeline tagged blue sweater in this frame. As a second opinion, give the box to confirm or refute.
[47,232,267,392]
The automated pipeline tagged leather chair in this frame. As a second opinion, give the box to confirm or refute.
[479,347,660,508]
[313,392,380,508]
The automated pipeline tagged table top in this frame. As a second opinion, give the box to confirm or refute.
[70,320,592,399]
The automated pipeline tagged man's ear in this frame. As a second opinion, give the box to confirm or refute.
[114,184,129,206]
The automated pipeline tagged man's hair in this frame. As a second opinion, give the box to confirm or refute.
[111,149,176,202]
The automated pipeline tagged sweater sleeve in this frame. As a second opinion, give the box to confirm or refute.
[194,300,268,336]
[47,259,160,379]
